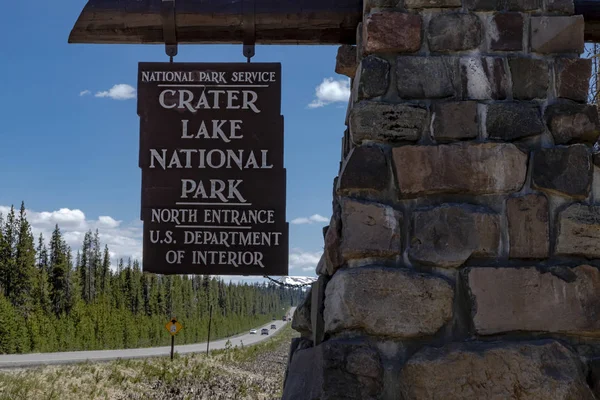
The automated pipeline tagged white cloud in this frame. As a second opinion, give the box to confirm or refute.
[291,214,329,225]
[308,77,351,108]
[289,249,322,274]
[79,90,91,96]
[98,216,121,229]
[95,84,136,100]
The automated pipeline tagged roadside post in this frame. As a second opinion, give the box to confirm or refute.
[165,317,183,361]
[206,305,213,355]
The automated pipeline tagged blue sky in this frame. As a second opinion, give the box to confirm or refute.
[0,0,351,277]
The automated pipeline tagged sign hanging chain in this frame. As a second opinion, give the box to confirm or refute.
[162,0,178,62]
[242,0,256,62]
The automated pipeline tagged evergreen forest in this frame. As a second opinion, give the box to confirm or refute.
[0,202,302,354]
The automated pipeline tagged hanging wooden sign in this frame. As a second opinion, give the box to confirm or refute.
[138,62,288,276]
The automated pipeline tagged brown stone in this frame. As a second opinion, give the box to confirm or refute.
[509,57,549,100]
[432,101,478,141]
[338,145,391,196]
[399,340,595,399]
[428,13,483,52]
[364,12,422,55]
[393,143,527,197]
[556,203,600,258]
[545,102,600,145]
[507,194,549,258]
[489,13,524,51]
[555,58,592,103]
[460,57,509,100]
[282,341,383,400]
[324,266,453,337]
[397,56,459,99]
[335,45,357,78]
[340,199,402,261]
[469,266,600,335]
[531,16,585,54]
[532,145,592,199]
[410,204,500,268]
[405,0,461,7]
[349,101,427,143]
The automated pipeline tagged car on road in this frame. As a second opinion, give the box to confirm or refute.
[261,328,269,335]
[271,324,276,329]
[250,329,257,334]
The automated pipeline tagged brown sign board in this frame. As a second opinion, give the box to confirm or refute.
[138,62,288,276]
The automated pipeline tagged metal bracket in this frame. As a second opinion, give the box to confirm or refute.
[242,0,256,62]
[161,0,178,62]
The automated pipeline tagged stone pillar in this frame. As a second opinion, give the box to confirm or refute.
[283,0,600,398]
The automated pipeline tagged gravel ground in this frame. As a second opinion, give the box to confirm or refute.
[0,325,298,400]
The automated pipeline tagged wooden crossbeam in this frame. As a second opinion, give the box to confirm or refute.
[69,0,600,45]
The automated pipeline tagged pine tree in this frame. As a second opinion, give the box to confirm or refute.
[13,202,36,312]
[49,225,68,315]
[0,206,17,301]
[100,245,110,296]
[33,234,51,313]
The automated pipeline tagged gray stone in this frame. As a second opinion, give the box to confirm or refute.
[335,45,357,78]
[405,0,461,7]
[324,267,453,337]
[349,101,427,143]
[532,145,592,198]
[465,0,504,10]
[397,56,458,99]
[399,340,595,400]
[546,102,600,144]
[428,13,482,52]
[467,266,600,335]
[556,203,600,258]
[353,56,389,101]
[324,216,343,275]
[546,0,574,13]
[508,0,541,10]
[555,58,592,103]
[364,11,422,54]
[507,194,550,258]
[282,341,383,400]
[338,145,391,196]
[509,57,549,99]
[460,57,509,100]
[292,289,312,336]
[393,143,527,197]
[489,13,524,51]
[531,16,585,54]
[340,199,402,261]
[486,102,545,141]
[410,204,500,268]
[432,101,478,141]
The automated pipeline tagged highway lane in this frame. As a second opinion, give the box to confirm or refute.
[0,308,295,369]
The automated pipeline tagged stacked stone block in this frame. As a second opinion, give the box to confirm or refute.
[283,0,600,398]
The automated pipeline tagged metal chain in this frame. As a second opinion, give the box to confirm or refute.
[263,275,314,288]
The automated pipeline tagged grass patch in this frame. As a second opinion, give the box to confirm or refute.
[0,324,298,400]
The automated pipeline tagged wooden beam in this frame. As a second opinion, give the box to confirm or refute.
[68,0,362,45]
[576,0,600,42]
[69,0,600,45]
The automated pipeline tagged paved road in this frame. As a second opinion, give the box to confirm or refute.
[0,308,295,369]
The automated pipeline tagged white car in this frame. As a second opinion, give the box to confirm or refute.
[250,329,257,334]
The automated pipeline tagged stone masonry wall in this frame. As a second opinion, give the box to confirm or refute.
[283,0,600,398]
